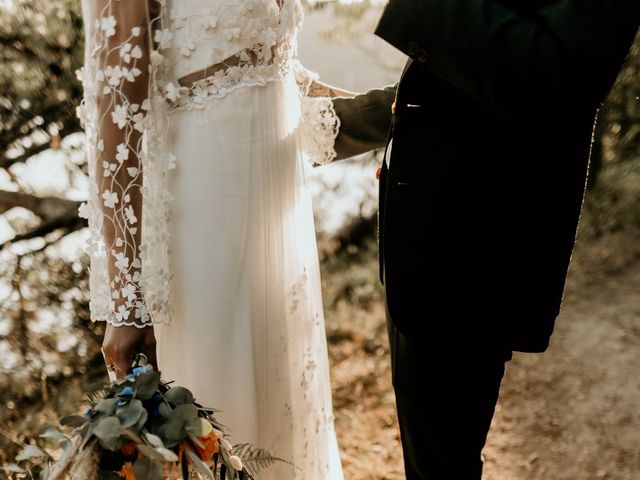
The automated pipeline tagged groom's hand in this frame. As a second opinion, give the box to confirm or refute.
[332,84,397,160]
[102,324,158,380]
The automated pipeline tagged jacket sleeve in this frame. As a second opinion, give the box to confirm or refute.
[375,0,640,112]
[332,84,397,161]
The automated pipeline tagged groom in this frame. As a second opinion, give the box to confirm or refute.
[330,0,640,478]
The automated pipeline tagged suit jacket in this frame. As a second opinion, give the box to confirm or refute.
[332,0,640,352]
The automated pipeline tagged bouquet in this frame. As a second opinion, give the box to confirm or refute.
[5,354,289,480]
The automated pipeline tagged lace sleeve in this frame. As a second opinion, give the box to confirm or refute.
[291,60,341,166]
[77,0,173,328]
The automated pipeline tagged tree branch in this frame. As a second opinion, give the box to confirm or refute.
[0,190,81,222]
[0,117,81,170]
[1,213,86,251]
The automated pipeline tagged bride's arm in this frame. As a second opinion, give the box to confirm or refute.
[78,0,160,377]
[305,80,358,99]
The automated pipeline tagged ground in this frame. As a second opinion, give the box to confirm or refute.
[325,230,640,480]
[2,227,639,480]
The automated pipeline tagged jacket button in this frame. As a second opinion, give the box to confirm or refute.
[407,41,419,56]
[417,48,428,63]
[376,167,382,181]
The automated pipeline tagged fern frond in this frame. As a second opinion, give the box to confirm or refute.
[232,443,296,478]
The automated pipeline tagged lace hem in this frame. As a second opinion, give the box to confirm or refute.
[300,96,340,166]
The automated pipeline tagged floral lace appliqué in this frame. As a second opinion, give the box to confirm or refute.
[300,96,341,166]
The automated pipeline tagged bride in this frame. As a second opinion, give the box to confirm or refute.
[76,0,348,478]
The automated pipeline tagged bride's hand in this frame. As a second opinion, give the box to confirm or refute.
[101,324,158,380]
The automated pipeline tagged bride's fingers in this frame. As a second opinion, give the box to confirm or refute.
[102,324,154,379]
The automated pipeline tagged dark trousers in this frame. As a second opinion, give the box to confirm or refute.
[385,300,512,479]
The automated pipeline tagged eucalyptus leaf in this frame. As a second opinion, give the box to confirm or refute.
[173,404,198,421]
[157,402,172,418]
[184,448,215,479]
[136,443,165,462]
[15,445,47,462]
[57,439,76,466]
[2,463,26,473]
[135,371,161,401]
[164,386,194,406]
[185,417,207,438]
[133,457,164,480]
[94,398,118,415]
[188,433,204,450]
[134,409,149,432]
[116,399,146,429]
[60,415,88,428]
[39,428,67,443]
[93,417,122,451]
[157,404,199,448]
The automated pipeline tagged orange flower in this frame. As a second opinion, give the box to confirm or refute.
[121,441,137,457]
[194,431,219,462]
[117,462,136,480]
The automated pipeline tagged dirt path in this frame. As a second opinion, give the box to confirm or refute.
[483,245,640,480]
[327,235,640,480]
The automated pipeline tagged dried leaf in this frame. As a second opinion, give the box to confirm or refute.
[39,428,68,443]
[118,427,143,444]
[2,463,27,473]
[184,448,214,479]
[15,445,47,462]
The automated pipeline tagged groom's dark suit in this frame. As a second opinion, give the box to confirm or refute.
[331,0,640,477]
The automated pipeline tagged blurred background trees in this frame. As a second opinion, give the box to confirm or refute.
[0,0,639,474]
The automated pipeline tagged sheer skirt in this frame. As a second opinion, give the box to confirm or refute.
[155,70,344,479]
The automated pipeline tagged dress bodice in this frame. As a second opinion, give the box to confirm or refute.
[159,0,305,107]
[165,0,302,76]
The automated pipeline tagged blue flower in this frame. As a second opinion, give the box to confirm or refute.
[131,365,153,377]
[120,386,134,397]
[116,385,135,406]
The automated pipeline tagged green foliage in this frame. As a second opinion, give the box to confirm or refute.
[0,0,84,162]
[6,360,290,479]
[602,31,640,164]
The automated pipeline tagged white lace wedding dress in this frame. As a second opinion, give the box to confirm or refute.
[76,0,342,478]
